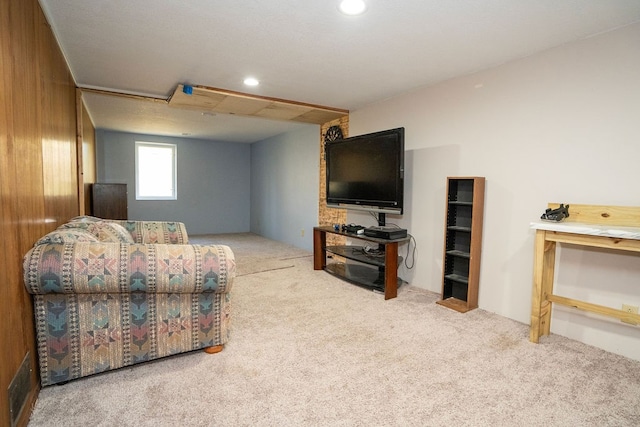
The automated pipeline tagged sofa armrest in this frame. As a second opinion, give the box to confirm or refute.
[113,221,189,244]
[24,242,235,295]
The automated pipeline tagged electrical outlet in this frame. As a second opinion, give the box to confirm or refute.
[621,304,639,325]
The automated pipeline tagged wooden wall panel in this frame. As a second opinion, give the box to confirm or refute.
[37,8,78,224]
[0,0,79,425]
[81,100,97,215]
[1,1,44,426]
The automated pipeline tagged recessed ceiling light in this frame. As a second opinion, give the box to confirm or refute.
[339,0,366,16]
[244,77,259,86]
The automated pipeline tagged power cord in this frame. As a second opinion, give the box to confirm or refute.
[404,234,416,269]
[368,212,416,269]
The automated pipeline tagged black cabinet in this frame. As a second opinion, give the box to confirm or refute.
[91,183,127,220]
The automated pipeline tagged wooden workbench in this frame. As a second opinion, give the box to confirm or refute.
[530,203,640,343]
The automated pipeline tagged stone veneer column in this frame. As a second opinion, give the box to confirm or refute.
[319,116,349,246]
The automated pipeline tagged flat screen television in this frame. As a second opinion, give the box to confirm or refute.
[325,127,404,224]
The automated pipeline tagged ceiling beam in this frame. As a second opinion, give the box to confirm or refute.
[168,84,349,125]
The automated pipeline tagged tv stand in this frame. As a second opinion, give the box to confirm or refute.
[313,226,409,300]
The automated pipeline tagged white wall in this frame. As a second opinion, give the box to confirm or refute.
[250,125,320,252]
[97,130,251,234]
[347,23,640,360]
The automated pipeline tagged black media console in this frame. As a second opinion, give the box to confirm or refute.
[313,226,409,300]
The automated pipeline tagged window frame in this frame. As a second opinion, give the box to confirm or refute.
[134,141,177,201]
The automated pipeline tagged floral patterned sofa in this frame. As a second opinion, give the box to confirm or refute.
[23,216,236,386]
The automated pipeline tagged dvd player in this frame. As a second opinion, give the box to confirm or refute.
[363,226,407,240]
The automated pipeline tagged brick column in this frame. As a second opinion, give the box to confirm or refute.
[319,117,349,246]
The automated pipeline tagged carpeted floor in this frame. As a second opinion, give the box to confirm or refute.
[28,233,640,426]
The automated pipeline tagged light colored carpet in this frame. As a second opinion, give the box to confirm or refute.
[28,233,640,426]
[190,233,308,276]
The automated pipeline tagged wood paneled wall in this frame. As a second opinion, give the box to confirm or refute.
[81,99,97,215]
[1,0,79,425]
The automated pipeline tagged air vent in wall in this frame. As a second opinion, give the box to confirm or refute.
[8,352,32,427]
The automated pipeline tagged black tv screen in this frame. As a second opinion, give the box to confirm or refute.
[325,127,404,215]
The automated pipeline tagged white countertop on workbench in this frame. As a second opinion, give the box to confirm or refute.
[530,221,640,240]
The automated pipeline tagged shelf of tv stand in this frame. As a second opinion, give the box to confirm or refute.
[325,245,389,268]
[313,226,409,300]
[324,263,404,294]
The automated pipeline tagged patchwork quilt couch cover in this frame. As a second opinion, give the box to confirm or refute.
[23,216,236,386]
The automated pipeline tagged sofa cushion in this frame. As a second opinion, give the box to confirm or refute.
[100,222,135,243]
[68,215,103,223]
[35,229,100,245]
[59,220,135,243]
[114,221,189,244]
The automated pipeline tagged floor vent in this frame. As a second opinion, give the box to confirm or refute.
[8,352,31,427]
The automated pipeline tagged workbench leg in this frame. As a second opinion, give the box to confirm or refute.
[530,230,556,343]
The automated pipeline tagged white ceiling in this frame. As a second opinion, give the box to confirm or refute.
[39,0,640,143]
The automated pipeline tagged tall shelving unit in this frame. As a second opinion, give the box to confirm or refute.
[437,177,485,313]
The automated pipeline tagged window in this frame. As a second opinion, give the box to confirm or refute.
[135,142,177,200]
